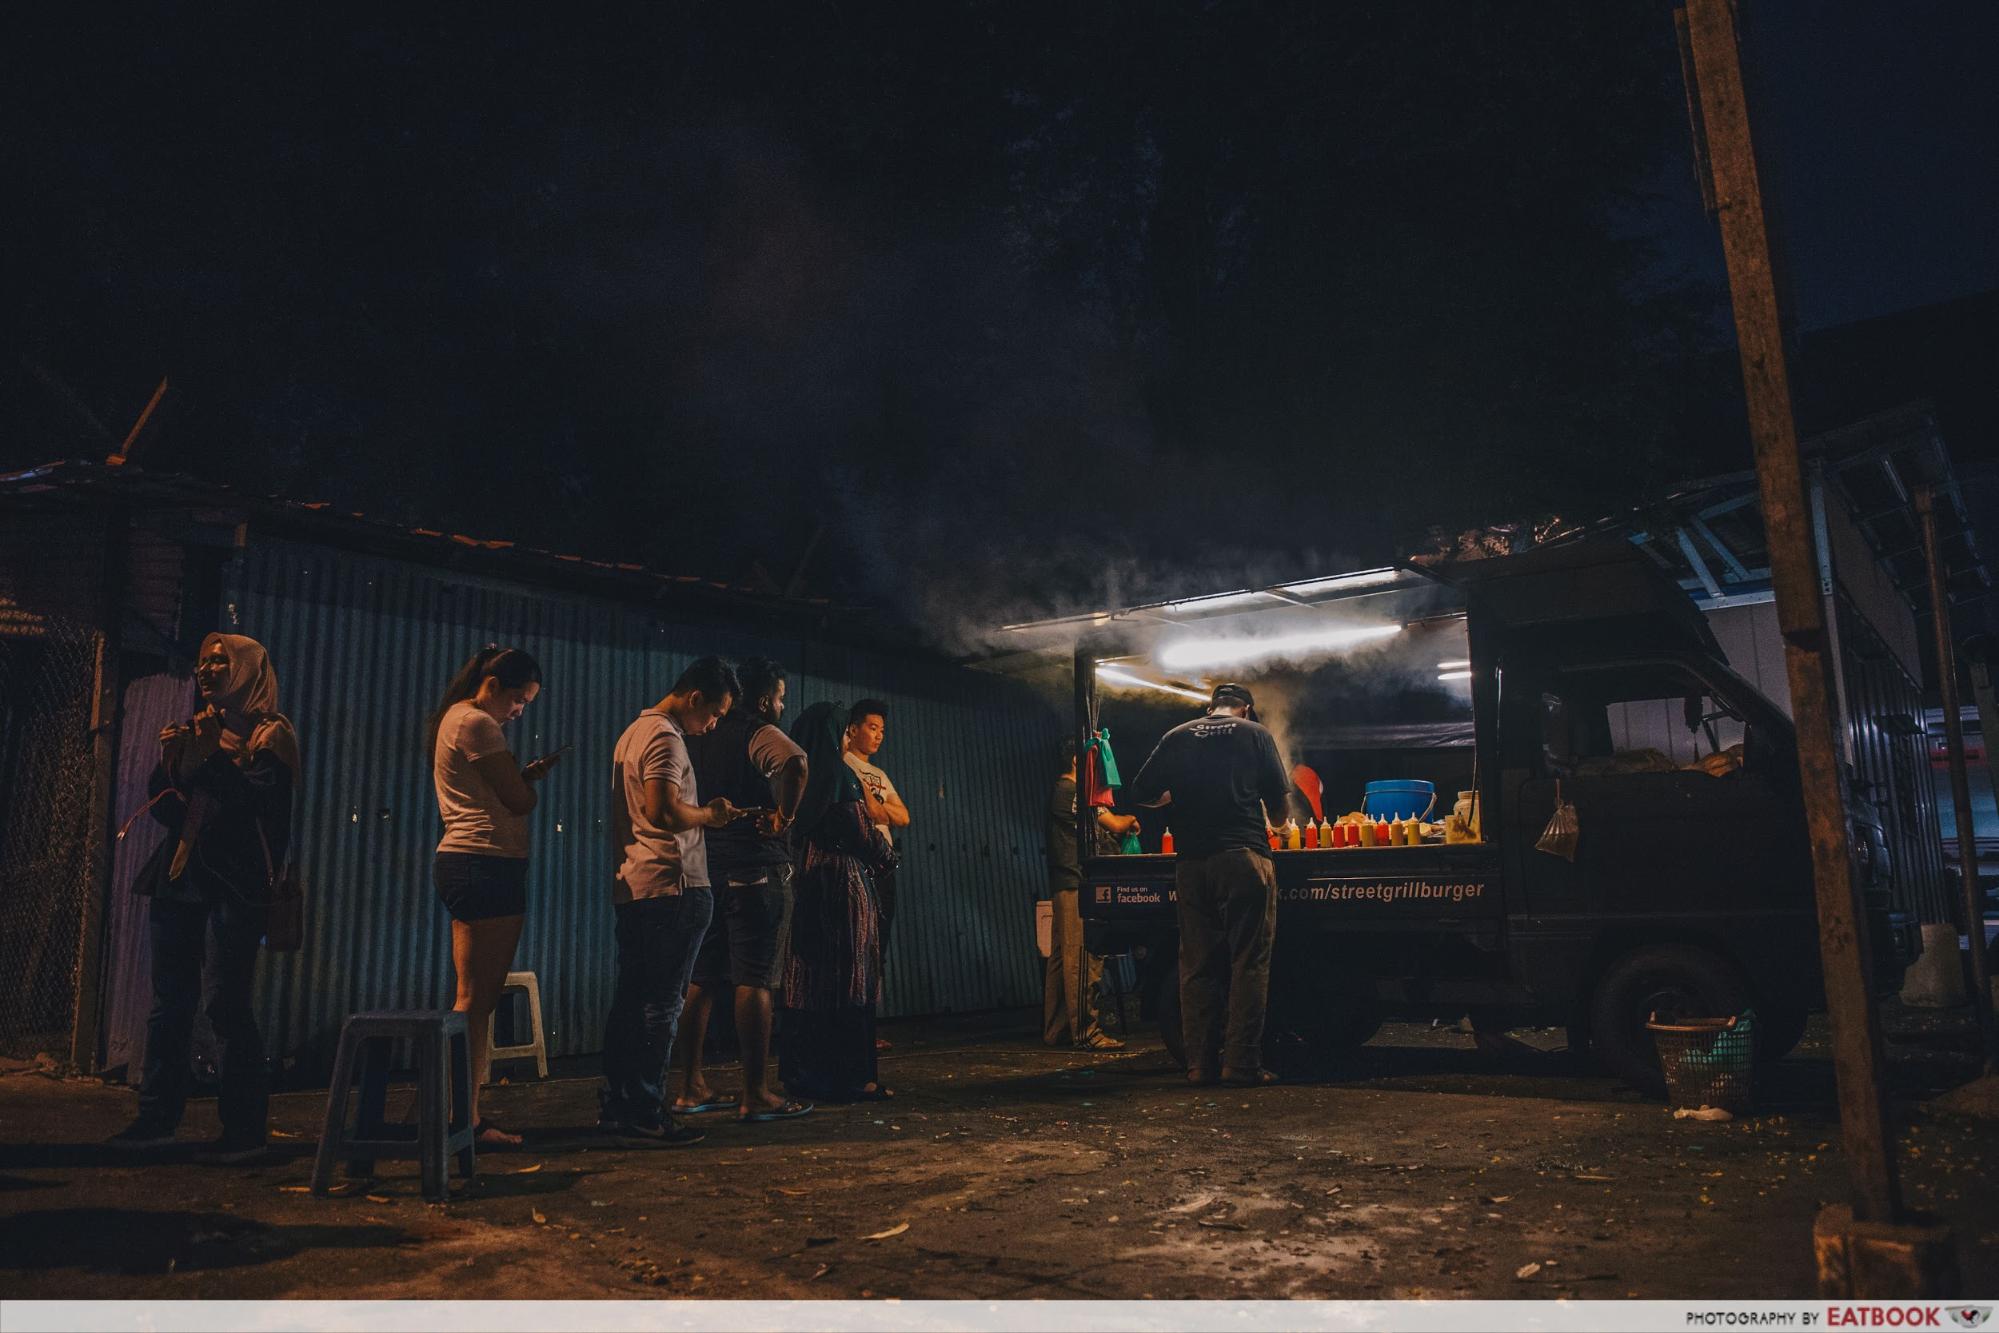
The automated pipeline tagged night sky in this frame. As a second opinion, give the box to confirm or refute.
[8,2,1994,642]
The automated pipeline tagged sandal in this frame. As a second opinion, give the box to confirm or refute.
[671,1097,737,1115]
[1220,1067,1281,1088]
[856,1083,895,1101]
[738,1099,814,1123]
[474,1118,523,1148]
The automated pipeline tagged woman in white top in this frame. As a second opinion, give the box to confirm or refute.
[428,646,562,1147]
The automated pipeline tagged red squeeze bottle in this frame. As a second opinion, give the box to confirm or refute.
[1161,827,1175,855]
[1303,819,1319,849]
[1266,826,1280,851]
[1374,816,1390,845]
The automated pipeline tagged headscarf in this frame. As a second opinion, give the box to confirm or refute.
[196,632,300,775]
[167,633,299,883]
[789,700,865,837]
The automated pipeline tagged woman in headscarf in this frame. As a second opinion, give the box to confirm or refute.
[110,633,300,1162]
[778,701,898,1102]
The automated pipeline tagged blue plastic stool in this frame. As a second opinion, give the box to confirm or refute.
[311,1009,475,1202]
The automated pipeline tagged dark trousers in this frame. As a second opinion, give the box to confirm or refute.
[600,889,713,1122]
[1174,848,1278,1074]
[139,895,269,1136]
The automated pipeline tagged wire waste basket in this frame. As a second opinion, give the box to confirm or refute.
[1647,1010,1755,1115]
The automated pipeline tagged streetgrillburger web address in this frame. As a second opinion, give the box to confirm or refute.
[1096,878,1488,907]
[1284,878,1486,904]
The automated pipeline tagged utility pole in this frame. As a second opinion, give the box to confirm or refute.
[1675,0,1956,1295]
[1915,485,1996,1060]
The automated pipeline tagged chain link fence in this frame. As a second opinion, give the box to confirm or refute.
[0,616,100,1061]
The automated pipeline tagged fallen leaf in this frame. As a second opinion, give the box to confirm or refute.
[1483,1195,1514,1204]
[532,1208,548,1225]
[774,1188,810,1197]
[1573,1174,1615,1182]
[863,1222,910,1241]
[278,1185,311,1194]
[1515,1262,1542,1280]
[810,1264,830,1281]
[365,1194,392,1204]
[516,1163,543,1174]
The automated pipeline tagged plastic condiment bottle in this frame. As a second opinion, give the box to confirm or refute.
[1161,827,1175,855]
[1358,819,1377,848]
[1303,818,1319,849]
[1405,816,1422,844]
[1284,818,1302,850]
[1375,815,1391,846]
[1266,825,1280,851]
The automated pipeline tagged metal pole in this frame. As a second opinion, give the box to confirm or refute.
[71,507,128,1072]
[1679,0,1901,1223]
[1915,485,1996,1058]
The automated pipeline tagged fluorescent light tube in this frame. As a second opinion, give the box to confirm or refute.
[1157,623,1402,671]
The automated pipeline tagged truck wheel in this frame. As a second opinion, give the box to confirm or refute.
[1587,944,1748,1097]
[1157,971,1186,1069]
[1267,998,1383,1079]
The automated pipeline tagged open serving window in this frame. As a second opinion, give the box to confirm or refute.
[996,563,1491,857]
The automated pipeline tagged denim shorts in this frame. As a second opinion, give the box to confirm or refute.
[692,863,794,989]
[434,852,529,922]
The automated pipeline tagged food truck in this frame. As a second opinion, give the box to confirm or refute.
[1006,540,1918,1091]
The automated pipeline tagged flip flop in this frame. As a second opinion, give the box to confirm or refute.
[738,1099,814,1123]
[671,1098,737,1115]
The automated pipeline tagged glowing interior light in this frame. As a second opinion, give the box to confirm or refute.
[1276,568,1408,597]
[1437,670,1473,682]
[1095,665,1210,701]
[1436,659,1471,670]
[1157,623,1403,671]
[1159,589,1269,615]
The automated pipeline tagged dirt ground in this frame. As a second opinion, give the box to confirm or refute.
[2,1006,1994,1302]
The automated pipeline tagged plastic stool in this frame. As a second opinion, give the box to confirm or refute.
[488,970,548,1080]
[312,1009,475,1202]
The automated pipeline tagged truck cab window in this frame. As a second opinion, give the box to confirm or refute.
[1542,665,1750,778]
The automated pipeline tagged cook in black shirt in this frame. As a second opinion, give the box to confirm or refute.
[1128,682,1291,1086]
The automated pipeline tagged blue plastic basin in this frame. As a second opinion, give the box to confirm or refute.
[1362,780,1436,821]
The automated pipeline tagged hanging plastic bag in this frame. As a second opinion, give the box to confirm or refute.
[1084,728,1121,809]
[1535,780,1580,861]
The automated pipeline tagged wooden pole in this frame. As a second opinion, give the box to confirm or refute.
[1678,0,1901,1223]
[1915,485,1996,1060]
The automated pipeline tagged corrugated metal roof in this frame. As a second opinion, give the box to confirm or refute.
[0,458,858,628]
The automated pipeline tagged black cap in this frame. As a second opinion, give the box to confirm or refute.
[1210,682,1256,714]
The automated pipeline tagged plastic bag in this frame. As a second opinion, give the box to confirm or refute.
[1535,780,1579,861]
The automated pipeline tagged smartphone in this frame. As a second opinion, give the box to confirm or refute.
[529,742,574,768]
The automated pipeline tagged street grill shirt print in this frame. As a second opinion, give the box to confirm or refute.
[1128,715,1291,857]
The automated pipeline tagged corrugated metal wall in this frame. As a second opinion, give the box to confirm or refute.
[1835,593,1949,924]
[225,538,1057,1072]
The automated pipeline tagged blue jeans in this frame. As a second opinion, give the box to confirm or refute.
[600,889,714,1123]
[139,895,268,1135]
